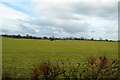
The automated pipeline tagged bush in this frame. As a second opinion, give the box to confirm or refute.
[32,61,61,80]
[32,55,119,80]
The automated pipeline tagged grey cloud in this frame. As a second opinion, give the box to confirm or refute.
[2,28,21,35]
[69,2,118,20]
[1,1,118,40]
[17,19,66,37]
[18,24,37,35]
[2,29,11,34]
[2,24,37,35]
[31,2,117,37]
[19,17,90,34]
[34,2,118,20]
[54,20,90,33]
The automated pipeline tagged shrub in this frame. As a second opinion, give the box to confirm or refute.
[32,55,119,80]
[32,61,61,80]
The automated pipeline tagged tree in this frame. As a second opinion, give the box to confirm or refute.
[17,34,21,38]
[91,38,94,40]
[99,37,102,41]
[80,37,84,40]
[26,34,30,38]
[43,36,48,39]
[50,36,55,41]
[105,39,108,41]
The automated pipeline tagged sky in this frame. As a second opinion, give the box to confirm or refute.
[0,0,119,40]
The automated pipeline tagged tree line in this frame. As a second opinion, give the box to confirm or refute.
[0,34,115,42]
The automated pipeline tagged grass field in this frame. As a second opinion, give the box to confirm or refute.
[2,37,118,78]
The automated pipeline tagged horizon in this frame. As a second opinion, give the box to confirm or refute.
[0,0,119,40]
[1,34,118,41]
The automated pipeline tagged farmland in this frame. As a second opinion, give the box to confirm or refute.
[2,37,118,78]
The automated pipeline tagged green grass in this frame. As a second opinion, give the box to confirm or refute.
[2,37,118,78]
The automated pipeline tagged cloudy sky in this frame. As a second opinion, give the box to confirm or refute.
[0,0,119,40]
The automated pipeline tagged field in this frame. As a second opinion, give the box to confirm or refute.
[2,37,118,78]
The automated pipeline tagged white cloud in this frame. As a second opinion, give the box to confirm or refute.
[33,0,119,2]
[0,3,29,34]
[31,1,91,33]
[30,0,118,39]
[0,3,28,20]
[0,0,118,40]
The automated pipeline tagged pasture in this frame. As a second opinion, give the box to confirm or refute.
[2,37,118,78]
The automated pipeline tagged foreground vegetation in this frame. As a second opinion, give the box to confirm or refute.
[2,37,118,79]
[2,55,119,80]
[32,55,118,80]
